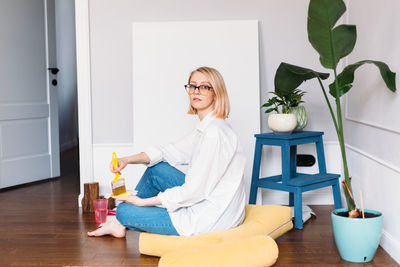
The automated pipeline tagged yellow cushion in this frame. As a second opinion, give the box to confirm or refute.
[139,205,292,257]
[159,235,279,267]
[139,234,222,257]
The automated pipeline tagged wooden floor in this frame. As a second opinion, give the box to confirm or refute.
[0,148,398,267]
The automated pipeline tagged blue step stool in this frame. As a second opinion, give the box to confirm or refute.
[249,131,342,229]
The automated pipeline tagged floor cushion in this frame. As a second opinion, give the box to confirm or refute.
[158,235,279,267]
[139,204,292,257]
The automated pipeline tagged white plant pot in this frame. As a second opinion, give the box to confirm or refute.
[268,113,297,135]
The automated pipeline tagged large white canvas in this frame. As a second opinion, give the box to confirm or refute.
[132,21,260,200]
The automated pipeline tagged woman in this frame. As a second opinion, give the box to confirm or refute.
[88,66,246,237]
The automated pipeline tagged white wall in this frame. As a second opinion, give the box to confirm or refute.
[90,20,261,199]
[343,0,400,263]
[88,0,342,205]
[89,0,338,144]
[55,0,78,151]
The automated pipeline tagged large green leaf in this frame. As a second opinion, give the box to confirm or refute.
[275,62,329,97]
[308,0,357,69]
[329,60,397,97]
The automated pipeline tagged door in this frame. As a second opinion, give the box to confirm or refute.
[0,0,60,188]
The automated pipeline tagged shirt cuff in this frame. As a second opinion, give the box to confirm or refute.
[143,146,163,167]
[157,191,177,212]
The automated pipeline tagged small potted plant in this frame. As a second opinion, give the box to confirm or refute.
[262,75,308,134]
[273,0,396,263]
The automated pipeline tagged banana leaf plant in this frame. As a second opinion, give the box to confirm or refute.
[274,0,396,217]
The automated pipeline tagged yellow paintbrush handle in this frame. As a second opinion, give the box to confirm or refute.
[112,152,120,182]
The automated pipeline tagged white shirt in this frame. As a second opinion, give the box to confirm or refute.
[143,111,246,236]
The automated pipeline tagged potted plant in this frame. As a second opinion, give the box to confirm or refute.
[262,79,308,134]
[273,0,396,262]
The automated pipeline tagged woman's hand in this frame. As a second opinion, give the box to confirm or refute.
[116,195,145,206]
[109,157,128,174]
[116,195,161,207]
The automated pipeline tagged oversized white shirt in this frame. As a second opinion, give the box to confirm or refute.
[143,111,246,236]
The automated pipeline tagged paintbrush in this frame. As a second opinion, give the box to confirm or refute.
[111,152,130,197]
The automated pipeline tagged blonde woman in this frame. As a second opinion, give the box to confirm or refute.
[88,67,246,237]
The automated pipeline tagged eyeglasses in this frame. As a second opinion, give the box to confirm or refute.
[184,84,213,95]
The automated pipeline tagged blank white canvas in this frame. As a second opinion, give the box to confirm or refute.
[132,20,260,200]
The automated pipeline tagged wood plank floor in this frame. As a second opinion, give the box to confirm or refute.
[0,148,398,267]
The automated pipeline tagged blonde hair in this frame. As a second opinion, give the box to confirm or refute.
[187,66,230,119]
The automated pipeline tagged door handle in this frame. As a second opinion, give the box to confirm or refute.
[48,67,59,75]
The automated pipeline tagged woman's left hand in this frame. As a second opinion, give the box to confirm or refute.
[116,195,144,206]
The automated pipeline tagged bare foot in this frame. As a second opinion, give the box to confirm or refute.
[87,217,126,238]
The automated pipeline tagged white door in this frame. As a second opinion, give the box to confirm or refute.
[0,0,60,188]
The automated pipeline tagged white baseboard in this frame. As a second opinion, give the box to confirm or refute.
[60,138,78,152]
[381,229,400,264]
[78,193,83,207]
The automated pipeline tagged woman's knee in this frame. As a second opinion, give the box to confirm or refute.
[139,163,170,184]
[141,167,153,181]
[148,162,171,176]
[138,162,184,193]
[149,162,184,183]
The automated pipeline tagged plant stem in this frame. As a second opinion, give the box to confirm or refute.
[317,76,355,209]
[325,9,355,210]
[333,68,355,211]
[317,77,340,134]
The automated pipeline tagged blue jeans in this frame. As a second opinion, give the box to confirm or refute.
[116,162,185,235]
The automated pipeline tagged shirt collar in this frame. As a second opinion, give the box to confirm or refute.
[196,110,216,132]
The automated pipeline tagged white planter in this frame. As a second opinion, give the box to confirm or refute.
[268,113,297,134]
